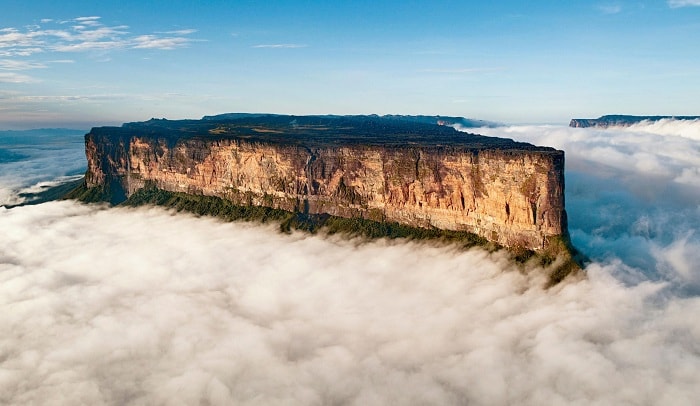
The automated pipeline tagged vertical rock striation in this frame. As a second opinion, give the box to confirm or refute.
[83,115,567,250]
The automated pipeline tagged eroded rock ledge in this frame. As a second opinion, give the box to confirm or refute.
[79,114,568,251]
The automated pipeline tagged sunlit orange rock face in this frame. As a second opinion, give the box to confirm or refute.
[84,116,566,250]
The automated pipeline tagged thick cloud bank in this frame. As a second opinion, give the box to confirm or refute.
[1,121,699,405]
[472,121,700,292]
[1,201,699,405]
[0,129,85,206]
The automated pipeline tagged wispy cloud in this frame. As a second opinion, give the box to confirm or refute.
[419,67,504,74]
[0,48,43,57]
[132,35,194,50]
[598,4,622,14]
[0,16,197,57]
[159,29,198,35]
[74,16,101,24]
[7,91,194,103]
[0,28,43,50]
[17,94,93,101]
[52,41,125,52]
[252,43,307,49]
[0,72,38,83]
[0,59,46,70]
[668,0,700,7]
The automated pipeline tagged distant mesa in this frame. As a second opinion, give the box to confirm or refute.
[569,114,700,128]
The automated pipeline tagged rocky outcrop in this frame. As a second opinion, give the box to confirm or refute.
[83,115,567,250]
[570,115,700,128]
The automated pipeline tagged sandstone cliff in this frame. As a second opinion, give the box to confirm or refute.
[82,115,567,251]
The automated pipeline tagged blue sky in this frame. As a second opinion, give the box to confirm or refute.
[1,0,699,128]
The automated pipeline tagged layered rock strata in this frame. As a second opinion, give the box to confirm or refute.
[83,115,567,250]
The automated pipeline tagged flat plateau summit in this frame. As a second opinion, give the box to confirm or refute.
[76,114,569,254]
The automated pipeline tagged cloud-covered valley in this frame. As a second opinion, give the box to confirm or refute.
[0,129,85,206]
[1,121,699,405]
[474,121,700,292]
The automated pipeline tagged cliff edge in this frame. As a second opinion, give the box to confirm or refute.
[73,114,569,253]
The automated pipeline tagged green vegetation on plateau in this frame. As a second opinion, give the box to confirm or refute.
[62,178,125,205]
[98,114,553,151]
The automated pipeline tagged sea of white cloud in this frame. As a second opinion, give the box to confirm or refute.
[1,121,699,405]
[0,129,85,206]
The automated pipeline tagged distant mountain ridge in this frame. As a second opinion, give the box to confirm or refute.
[570,115,700,128]
[0,128,85,134]
[0,129,85,148]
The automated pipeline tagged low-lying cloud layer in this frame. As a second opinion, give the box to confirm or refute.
[1,201,699,405]
[1,121,699,405]
[472,121,700,292]
[0,129,85,206]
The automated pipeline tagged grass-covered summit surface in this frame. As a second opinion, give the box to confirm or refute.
[89,114,557,152]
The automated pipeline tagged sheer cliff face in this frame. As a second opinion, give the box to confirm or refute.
[85,128,566,250]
